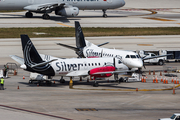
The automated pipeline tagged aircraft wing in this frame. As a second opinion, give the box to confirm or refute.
[91,70,134,75]
[24,2,65,11]
[142,54,173,60]
[66,70,89,77]
[97,42,109,47]
[9,55,24,65]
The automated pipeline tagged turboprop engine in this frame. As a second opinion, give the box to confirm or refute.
[88,66,116,78]
[55,7,79,16]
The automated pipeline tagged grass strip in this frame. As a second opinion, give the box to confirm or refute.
[0,27,180,38]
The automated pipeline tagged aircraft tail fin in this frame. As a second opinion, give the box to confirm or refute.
[20,34,55,76]
[75,21,86,48]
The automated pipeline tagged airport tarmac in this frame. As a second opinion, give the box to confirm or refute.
[0,35,180,120]
[0,0,180,28]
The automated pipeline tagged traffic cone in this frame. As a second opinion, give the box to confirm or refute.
[153,77,155,83]
[177,80,179,84]
[173,85,175,94]
[160,72,162,76]
[141,77,144,82]
[144,77,146,83]
[54,81,55,84]
[37,83,39,87]
[166,80,168,84]
[174,80,176,84]
[163,80,166,84]
[156,76,158,83]
[153,70,155,75]
[171,77,174,83]
[161,77,163,82]
[23,76,25,79]
[136,88,138,92]
[149,70,151,75]
[17,86,19,89]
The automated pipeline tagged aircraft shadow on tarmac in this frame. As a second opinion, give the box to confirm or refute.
[18,79,137,89]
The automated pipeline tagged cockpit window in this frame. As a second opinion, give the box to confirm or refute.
[151,54,156,57]
[125,55,130,58]
[136,55,140,58]
[130,55,136,58]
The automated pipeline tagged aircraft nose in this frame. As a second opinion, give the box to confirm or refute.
[121,0,125,6]
[136,60,143,68]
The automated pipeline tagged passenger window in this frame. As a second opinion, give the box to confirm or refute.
[92,63,94,66]
[99,63,100,65]
[95,63,97,66]
[88,63,90,66]
[125,55,130,58]
[85,64,87,66]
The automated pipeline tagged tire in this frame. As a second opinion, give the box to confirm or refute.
[158,60,164,66]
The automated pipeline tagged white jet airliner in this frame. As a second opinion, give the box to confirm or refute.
[10,34,134,86]
[0,0,125,19]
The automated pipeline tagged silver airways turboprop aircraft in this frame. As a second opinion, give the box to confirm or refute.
[0,0,125,19]
[57,21,172,70]
[10,34,134,86]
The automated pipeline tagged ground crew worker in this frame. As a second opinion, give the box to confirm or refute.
[3,65,8,78]
[1,77,4,90]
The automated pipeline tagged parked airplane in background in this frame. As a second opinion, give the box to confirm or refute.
[10,34,134,86]
[57,21,172,71]
[0,0,125,19]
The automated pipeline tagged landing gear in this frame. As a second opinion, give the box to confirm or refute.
[25,12,33,18]
[114,74,119,82]
[42,13,50,19]
[93,80,99,87]
[60,76,65,83]
[102,9,107,18]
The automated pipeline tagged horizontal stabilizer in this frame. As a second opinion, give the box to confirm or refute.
[97,42,109,47]
[31,59,57,68]
[56,43,79,52]
[9,55,24,65]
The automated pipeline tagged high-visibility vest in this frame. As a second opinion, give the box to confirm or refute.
[1,78,4,84]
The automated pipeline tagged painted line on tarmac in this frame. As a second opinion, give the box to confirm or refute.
[144,17,176,22]
[0,105,73,120]
[72,84,180,91]
[137,44,153,46]
[57,23,73,27]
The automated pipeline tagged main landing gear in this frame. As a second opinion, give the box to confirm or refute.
[25,12,33,18]
[25,11,50,19]
[102,9,107,18]
[60,76,65,83]
[42,13,50,19]
[93,77,99,87]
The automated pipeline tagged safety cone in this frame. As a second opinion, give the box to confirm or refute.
[163,80,166,84]
[144,77,146,83]
[23,76,25,79]
[17,86,19,89]
[166,80,168,84]
[160,71,162,76]
[161,77,163,82]
[171,77,174,83]
[153,77,155,83]
[153,70,155,75]
[54,81,55,84]
[174,80,176,84]
[37,83,39,87]
[136,88,138,92]
[141,77,144,82]
[149,70,151,75]
[156,76,158,83]
[177,80,179,84]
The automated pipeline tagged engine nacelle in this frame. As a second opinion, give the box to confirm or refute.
[55,7,79,17]
[89,66,116,78]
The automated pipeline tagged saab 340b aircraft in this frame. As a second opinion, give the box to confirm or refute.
[57,21,172,72]
[10,34,134,86]
[0,0,125,19]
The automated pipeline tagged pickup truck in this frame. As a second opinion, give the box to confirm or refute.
[159,113,180,120]
[142,53,165,65]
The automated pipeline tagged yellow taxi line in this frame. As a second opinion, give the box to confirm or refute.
[144,17,176,21]
[57,23,73,27]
